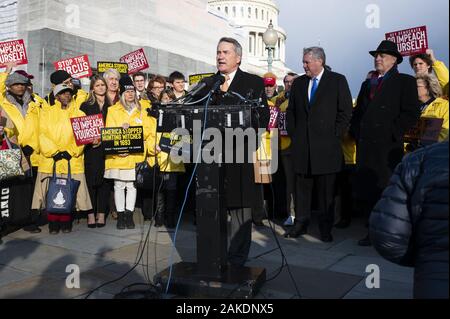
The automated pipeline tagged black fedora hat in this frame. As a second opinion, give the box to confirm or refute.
[369,40,403,64]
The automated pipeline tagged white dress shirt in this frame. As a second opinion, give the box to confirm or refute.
[308,68,325,101]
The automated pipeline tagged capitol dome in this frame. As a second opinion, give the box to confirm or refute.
[208,0,290,83]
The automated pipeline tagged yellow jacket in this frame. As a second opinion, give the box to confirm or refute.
[38,100,86,174]
[0,72,7,98]
[271,92,292,150]
[422,97,449,142]
[105,100,157,170]
[341,102,357,165]
[433,60,449,97]
[45,89,88,110]
[342,133,357,165]
[147,132,186,173]
[0,95,45,167]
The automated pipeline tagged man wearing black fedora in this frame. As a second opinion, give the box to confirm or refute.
[350,40,420,246]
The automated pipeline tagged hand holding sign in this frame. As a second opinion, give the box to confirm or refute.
[4,61,18,74]
[426,49,437,63]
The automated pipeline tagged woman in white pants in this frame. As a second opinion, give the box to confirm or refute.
[104,75,155,229]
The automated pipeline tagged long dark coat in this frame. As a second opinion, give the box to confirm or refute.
[80,100,111,187]
[350,71,420,204]
[196,69,269,208]
[286,70,353,175]
[219,69,269,208]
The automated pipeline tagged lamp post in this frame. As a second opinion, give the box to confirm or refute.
[263,20,278,73]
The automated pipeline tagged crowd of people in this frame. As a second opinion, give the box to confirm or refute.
[0,37,448,298]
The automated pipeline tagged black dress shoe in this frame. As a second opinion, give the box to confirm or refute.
[284,223,308,238]
[334,219,351,229]
[320,234,334,243]
[88,223,97,229]
[96,222,106,228]
[358,234,372,247]
[23,225,42,234]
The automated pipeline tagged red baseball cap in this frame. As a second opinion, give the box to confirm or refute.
[264,77,276,87]
[263,72,277,87]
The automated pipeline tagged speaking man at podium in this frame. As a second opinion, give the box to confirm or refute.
[195,37,270,267]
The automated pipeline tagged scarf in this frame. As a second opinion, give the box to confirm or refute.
[369,66,399,100]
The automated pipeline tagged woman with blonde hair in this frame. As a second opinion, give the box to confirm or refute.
[416,73,449,142]
[104,75,157,230]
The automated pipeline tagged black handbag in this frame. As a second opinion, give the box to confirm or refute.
[135,161,160,191]
[44,160,80,214]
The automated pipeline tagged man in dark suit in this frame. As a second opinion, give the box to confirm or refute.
[199,38,269,266]
[286,47,353,242]
[350,40,420,246]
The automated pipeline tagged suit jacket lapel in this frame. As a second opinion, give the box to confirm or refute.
[228,68,243,93]
[300,77,310,113]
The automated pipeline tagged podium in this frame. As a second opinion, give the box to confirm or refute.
[152,103,266,298]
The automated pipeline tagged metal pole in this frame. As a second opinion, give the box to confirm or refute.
[267,47,273,73]
[41,47,45,97]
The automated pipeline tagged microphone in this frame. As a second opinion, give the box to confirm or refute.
[210,74,226,92]
[189,74,225,97]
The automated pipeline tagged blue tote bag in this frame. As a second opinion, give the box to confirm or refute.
[45,160,80,214]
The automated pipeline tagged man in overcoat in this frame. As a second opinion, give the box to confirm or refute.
[286,47,353,242]
[350,40,420,246]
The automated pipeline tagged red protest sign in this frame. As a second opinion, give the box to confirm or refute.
[386,26,428,57]
[268,107,280,131]
[71,114,104,146]
[54,54,92,79]
[120,48,149,74]
[0,39,28,67]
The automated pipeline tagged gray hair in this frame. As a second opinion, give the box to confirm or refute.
[304,47,326,66]
[417,73,443,99]
[103,68,121,81]
[218,37,243,58]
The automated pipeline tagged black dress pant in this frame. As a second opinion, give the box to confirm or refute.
[295,173,337,236]
[335,165,355,222]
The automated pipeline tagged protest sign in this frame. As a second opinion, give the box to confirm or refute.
[189,73,215,86]
[0,39,28,67]
[101,126,144,154]
[54,54,92,79]
[159,132,192,157]
[97,62,129,75]
[404,117,444,145]
[70,114,104,146]
[278,111,288,136]
[268,107,280,131]
[386,26,428,56]
[120,48,149,74]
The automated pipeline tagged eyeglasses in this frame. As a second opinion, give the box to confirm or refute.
[152,86,165,90]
